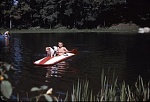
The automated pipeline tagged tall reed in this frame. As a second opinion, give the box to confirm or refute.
[65,69,150,101]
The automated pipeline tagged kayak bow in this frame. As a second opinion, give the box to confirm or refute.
[34,51,76,66]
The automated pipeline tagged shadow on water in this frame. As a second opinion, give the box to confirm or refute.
[0,36,11,61]
[0,32,150,100]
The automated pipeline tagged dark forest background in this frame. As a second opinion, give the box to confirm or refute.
[0,0,150,29]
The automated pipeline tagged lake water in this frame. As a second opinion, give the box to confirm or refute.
[0,32,150,100]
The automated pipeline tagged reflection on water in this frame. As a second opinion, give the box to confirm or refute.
[4,37,10,46]
[13,37,23,66]
[11,37,24,85]
[4,37,10,53]
[0,37,10,51]
[0,33,150,100]
[46,61,68,78]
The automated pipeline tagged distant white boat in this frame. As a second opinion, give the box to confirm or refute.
[138,27,150,33]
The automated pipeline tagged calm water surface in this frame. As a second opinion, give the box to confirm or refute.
[0,32,150,99]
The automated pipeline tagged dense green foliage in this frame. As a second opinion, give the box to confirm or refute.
[0,62,13,100]
[0,0,149,29]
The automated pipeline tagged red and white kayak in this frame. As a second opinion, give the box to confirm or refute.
[34,52,75,66]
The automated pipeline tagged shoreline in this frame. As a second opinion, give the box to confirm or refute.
[0,23,140,34]
[0,28,138,34]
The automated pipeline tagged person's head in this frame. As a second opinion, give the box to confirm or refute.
[58,42,63,47]
[5,31,9,34]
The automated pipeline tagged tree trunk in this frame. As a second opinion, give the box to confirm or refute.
[10,17,12,29]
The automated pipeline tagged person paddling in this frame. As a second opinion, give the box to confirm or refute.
[3,31,9,37]
[45,42,68,57]
[56,42,68,56]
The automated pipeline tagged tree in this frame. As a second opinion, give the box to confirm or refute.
[36,0,59,28]
[126,0,150,27]
[0,0,14,28]
[12,0,31,28]
[0,0,149,29]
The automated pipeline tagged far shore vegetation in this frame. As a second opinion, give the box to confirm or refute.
[0,23,139,34]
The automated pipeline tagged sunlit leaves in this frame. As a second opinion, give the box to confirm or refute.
[46,88,53,95]
[40,85,48,90]
[30,85,54,101]
[31,85,48,92]
[4,64,11,71]
[0,62,14,99]
[3,74,9,79]
[31,87,40,92]
[0,62,14,71]
[0,81,13,99]
[44,94,53,101]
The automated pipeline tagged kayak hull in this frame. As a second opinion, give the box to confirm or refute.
[34,53,75,66]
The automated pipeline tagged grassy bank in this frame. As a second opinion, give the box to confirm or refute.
[0,23,139,34]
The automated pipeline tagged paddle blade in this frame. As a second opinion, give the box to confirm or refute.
[71,49,78,54]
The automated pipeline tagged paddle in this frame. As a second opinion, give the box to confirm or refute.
[69,49,78,54]
[58,49,78,54]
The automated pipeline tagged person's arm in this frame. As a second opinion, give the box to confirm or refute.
[64,47,68,52]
